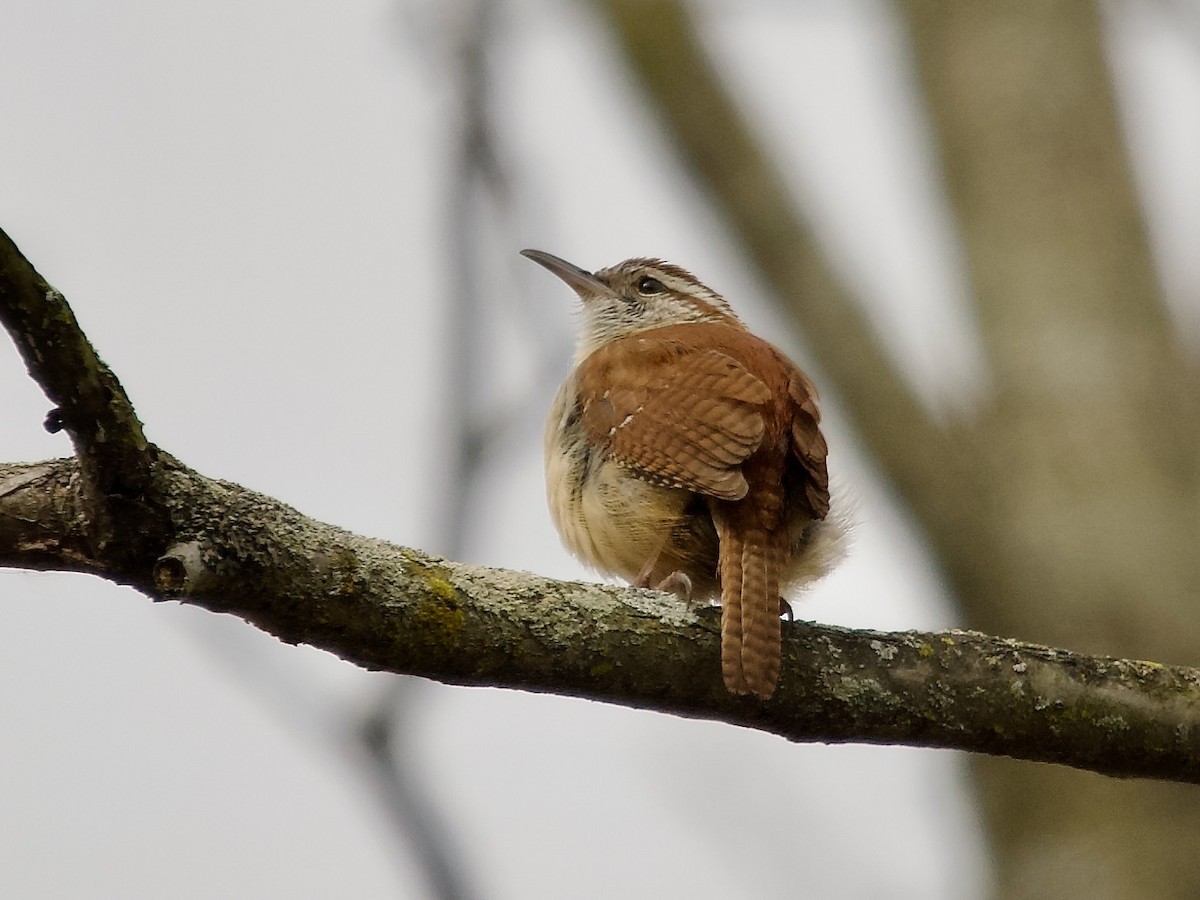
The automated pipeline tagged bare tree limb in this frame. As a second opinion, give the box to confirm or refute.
[3,456,1200,784]
[0,226,159,567]
[2,225,1200,784]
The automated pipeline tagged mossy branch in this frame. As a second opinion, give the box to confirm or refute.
[0,226,159,567]
[3,226,1200,783]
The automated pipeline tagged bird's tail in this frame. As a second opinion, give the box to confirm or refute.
[719,524,782,699]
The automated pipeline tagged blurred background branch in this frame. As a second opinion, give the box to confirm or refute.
[350,2,505,897]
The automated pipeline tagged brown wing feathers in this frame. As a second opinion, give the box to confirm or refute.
[788,373,830,519]
[578,341,769,499]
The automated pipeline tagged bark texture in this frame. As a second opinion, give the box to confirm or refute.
[5,452,1200,779]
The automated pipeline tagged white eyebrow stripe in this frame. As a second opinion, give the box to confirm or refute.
[652,271,735,318]
[656,272,701,294]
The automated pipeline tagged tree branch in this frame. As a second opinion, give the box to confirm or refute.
[0,226,158,566]
[2,457,1199,783]
[3,226,1200,785]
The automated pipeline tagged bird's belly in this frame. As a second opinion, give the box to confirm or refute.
[546,438,691,582]
[543,379,685,581]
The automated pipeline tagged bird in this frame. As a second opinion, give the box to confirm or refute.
[524,249,843,699]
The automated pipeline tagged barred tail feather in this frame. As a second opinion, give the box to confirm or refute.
[739,531,782,699]
[719,522,783,698]
[719,526,749,694]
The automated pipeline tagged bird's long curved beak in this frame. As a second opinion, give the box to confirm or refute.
[521,249,610,299]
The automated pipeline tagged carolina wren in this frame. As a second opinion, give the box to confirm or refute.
[524,250,842,700]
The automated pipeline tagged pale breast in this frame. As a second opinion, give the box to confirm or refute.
[544,378,690,582]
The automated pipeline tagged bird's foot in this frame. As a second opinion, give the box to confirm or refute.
[633,558,693,602]
[656,571,694,601]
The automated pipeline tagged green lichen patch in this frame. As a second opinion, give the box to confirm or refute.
[426,573,458,605]
[411,593,467,656]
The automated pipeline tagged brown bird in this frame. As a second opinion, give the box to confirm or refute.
[524,250,843,699]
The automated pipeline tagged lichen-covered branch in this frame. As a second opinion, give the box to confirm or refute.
[2,457,1200,782]
[3,225,1200,785]
[0,226,158,566]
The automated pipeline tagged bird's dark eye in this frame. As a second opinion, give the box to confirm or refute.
[636,276,664,295]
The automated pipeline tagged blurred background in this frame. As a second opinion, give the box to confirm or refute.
[2,1,1199,897]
